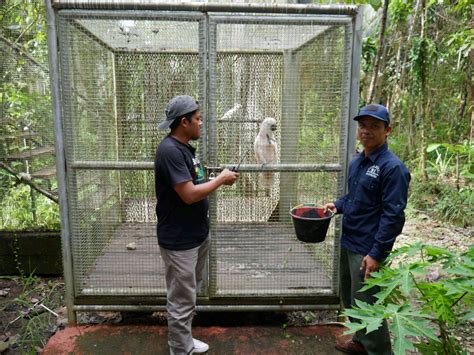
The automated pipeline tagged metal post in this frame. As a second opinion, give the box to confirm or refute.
[112,53,124,223]
[207,19,218,297]
[347,10,363,160]
[200,16,208,163]
[279,50,300,221]
[44,0,76,325]
[198,14,209,298]
[333,9,362,299]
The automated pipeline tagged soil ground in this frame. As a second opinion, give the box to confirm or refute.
[1,214,472,354]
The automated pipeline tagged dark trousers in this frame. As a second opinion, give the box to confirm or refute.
[340,247,392,355]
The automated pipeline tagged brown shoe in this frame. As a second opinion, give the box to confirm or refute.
[335,340,368,354]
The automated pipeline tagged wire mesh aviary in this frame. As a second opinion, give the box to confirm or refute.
[45,1,362,319]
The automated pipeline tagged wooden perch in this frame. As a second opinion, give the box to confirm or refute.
[0,162,58,203]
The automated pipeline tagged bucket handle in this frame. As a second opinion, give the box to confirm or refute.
[290,203,335,219]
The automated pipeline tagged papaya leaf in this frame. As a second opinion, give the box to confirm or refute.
[365,317,384,334]
[423,290,457,324]
[460,254,474,268]
[342,321,366,335]
[424,245,454,260]
[443,278,474,295]
[387,242,425,262]
[354,298,384,313]
[391,313,416,354]
[462,309,474,321]
[415,339,445,354]
[444,263,474,278]
[372,281,400,304]
[397,305,440,342]
[390,305,440,354]
[342,300,386,335]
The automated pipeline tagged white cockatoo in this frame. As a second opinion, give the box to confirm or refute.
[254,117,278,194]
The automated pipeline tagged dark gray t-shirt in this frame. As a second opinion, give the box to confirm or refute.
[154,136,208,250]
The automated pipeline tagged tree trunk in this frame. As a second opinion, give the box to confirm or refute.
[467,14,474,144]
[367,0,390,104]
[429,28,441,137]
[392,0,421,120]
[388,30,402,117]
[405,93,415,159]
[420,0,429,180]
[374,39,390,104]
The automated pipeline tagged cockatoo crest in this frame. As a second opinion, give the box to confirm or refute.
[259,117,277,137]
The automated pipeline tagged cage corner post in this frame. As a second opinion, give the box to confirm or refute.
[206,16,218,297]
[347,9,362,163]
[333,9,363,299]
[279,49,300,221]
[45,0,77,324]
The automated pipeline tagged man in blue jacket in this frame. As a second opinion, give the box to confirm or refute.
[324,104,410,355]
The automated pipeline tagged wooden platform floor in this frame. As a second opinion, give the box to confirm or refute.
[80,223,333,296]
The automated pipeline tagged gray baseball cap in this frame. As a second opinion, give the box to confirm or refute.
[158,95,199,130]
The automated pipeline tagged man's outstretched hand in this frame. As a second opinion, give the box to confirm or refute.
[322,202,337,214]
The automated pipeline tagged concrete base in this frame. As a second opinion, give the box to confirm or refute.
[0,231,62,275]
[44,324,348,354]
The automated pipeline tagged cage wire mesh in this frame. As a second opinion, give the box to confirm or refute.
[0,36,55,228]
[58,13,204,295]
[209,18,348,296]
[55,9,354,302]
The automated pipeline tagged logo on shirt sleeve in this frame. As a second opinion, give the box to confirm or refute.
[366,165,380,178]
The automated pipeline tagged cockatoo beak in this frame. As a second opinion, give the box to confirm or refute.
[271,125,277,131]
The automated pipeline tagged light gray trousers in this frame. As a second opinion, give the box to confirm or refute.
[160,238,210,355]
[340,247,392,355]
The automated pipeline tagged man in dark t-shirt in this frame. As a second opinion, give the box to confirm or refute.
[155,95,238,355]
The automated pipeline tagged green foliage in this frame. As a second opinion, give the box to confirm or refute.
[406,141,473,227]
[362,37,377,74]
[1,1,58,232]
[408,172,473,227]
[343,244,473,354]
[0,0,48,63]
[427,142,474,179]
[408,36,437,88]
[0,183,60,231]
[0,276,65,353]
[389,0,414,25]
[445,28,474,62]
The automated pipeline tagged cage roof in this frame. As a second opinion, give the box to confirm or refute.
[75,18,332,53]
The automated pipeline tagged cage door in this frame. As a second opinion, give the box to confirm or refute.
[206,15,353,299]
[57,10,208,298]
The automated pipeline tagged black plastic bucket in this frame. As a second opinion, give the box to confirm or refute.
[289,204,334,243]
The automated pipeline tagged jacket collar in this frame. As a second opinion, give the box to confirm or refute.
[357,142,388,163]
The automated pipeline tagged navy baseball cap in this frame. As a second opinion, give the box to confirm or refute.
[353,104,390,125]
[158,95,199,130]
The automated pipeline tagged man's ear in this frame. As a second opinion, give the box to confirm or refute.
[385,125,392,138]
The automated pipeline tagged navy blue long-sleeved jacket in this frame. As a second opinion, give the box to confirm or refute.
[334,143,410,261]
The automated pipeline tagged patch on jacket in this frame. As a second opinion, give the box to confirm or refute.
[366,165,380,178]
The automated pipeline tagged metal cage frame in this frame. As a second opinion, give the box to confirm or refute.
[45,0,362,324]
